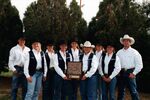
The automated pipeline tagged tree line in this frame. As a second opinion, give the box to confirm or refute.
[0,0,150,92]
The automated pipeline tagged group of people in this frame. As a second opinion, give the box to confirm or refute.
[8,34,143,100]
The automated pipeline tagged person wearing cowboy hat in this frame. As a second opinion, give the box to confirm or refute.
[99,42,121,100]
[53,39,72,100]
[42,41,55,100]
[116,34,143,100]
[8,36,30,100]
[79,41,99,100]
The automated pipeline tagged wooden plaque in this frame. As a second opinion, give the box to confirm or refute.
[67,62,82,79]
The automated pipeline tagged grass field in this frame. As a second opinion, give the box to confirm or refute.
[0,71,150,100]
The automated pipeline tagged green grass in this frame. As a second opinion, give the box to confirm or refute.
[0,71,12,77]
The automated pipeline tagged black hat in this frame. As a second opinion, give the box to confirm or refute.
[71,38,78,43]
[106,42,115,48]
[58,39,67,46]
[46,40,54,46]
[17,33,26,40]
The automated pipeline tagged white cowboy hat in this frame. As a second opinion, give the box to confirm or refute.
[120,34,135,45]
[80,41,95,48]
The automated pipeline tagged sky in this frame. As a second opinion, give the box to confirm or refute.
[11,0,144,23]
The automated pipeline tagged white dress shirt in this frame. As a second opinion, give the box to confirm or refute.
[46,50,55,68]
[95,50,103,61]
[99,53,121,79]
[71,48,80,61]
[82,52,98,78]
[8,44,30,71]
[54,50,72,78]
[116,47,143,75]
[24,49,47,78]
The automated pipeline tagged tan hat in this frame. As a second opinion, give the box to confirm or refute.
[80,41,95,48]
[120,34,135,45]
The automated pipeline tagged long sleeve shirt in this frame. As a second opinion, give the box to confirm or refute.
[54,50,72,78]
[71,48,80,61]
[116,47,143,75]
[82,52,98,78]
[8,44,30,71]
[99,53,121,79]
[24,49,47,78]
[46,50,55,68]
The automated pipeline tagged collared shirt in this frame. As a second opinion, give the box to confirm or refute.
[95,50,103,61]
[46,50,55,68]
[82,52,98,78]
[24,49,47,78]
[54,50,72,78]
[8,44,30,71]
[71,48,80,61]
[99,53,121,79]
[117,47,143,75]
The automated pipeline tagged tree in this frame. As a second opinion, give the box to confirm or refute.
[0,0,23,65]
[88,0,150,92]
[68,0,87,42]
[23,0,88,47]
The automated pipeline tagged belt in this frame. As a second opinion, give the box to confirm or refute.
[36,68,42,72]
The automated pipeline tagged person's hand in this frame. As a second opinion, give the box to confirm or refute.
[81,75,87,80]
[63,76,68,80]
[27,77,32,83]
[13,70,18,76]
[105,77,111,83]
[129,73,135,79]
[102,76,107,81]
[43,76,46,81]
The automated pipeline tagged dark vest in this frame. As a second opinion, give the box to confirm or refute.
[101,53,116,76]
[68,49,82,61]
[45,52,50,71]
[80,53,98,75]
[57,51,70,73]
[28,51,45,76]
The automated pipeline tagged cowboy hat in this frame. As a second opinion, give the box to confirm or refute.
[120,34,135,45]
[80,41,95,48]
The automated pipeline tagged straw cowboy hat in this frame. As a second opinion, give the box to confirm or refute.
[120,34,135,45]
[80,41,95,48]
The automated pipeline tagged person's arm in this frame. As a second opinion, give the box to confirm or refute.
[98,57,104,76]
[132,52,143,75]
[85,55,98,78]
[24,53,30,78]
[43,54,48,77]
[8,48,16,72]
[54,54,66,78]
[109,56,121,79]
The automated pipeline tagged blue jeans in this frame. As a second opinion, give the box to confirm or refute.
[25,71,43,100]
[80,75,98,100]
[11,66,27,100]
[97,74,102,100]
[42,69,55,100]
[117,75,140,100]
[101,77,117,100]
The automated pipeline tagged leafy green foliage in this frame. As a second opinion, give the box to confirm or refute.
[0,0,23,64]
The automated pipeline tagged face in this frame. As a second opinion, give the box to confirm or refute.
[106,46,114,54]
[71,42,78,49]
[32,42,41,52]
[122,39,131,47]
[95,45,103,51]
[47,45,54,52]
[60,44,67,52]
[18,39,25,46]
[83,47,92,54]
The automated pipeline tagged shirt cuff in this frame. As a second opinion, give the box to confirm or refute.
[132,71,137,76]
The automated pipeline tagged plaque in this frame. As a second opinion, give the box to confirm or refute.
[67,62,82,79]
